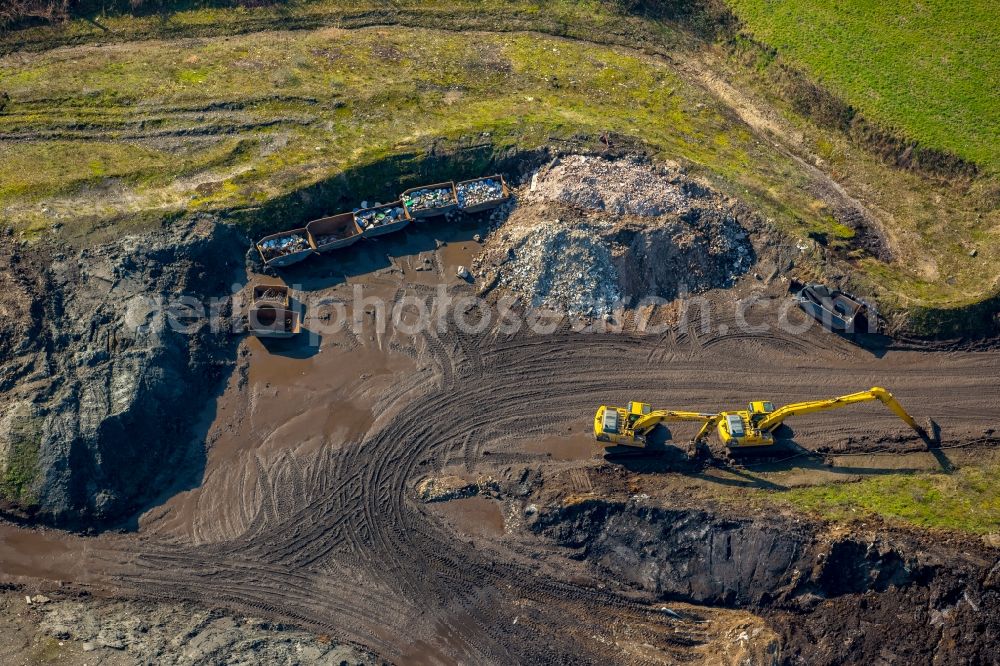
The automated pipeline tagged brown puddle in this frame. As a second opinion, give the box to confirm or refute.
[0,524,93,582]
[522,432,598,461]
[390,217,487,286]
[436,239,480,276]
[431,496,505,537]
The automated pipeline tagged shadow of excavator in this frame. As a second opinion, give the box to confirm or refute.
[606,418,953,491]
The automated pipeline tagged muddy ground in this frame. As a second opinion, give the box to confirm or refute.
[1,156,999,664]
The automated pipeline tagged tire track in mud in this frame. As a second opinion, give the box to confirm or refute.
[80,321,1000,663]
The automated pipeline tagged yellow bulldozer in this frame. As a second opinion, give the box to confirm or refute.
[594,387,927,455]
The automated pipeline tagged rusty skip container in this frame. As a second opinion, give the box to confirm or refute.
[456,175,511,214]
[401,182,458,219]
[256,229,315,268]
[306,212,364,252]
[248,303,301,338]
[357,200,411,239]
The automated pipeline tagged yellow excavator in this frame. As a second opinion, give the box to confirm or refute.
[594,401,718,448]
[594,387,927,454]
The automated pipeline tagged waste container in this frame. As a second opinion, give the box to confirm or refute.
[456,175,511,213]
[248,303,300,338]
[256,229,315,268]
[306,212,364,252]
[357,201,411,238]
[401,182,458,219]
[252,284,290,307]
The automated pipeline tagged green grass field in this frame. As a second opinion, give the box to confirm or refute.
[780,460,1000,535]
[727,0,1000,171]
[0,25,773,229]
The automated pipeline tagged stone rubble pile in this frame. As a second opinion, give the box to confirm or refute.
[477,155,756,314]
[526,154,702,217]
[35,595,376,664]
[495,219,621,316]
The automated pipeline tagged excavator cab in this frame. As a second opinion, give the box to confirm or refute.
[594,406,618,438]
[594,403,651,447]
[747,401,775,424]
[595,402,717,449]
[717,411,774,449]
[626,401,652,428]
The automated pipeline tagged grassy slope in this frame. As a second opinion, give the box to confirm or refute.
[0,0,671,53]
[726,0,1000,171]
[693,450,1000,537]
[0,21,803,235]
[0,0,997,315]
[779,461,1000,534]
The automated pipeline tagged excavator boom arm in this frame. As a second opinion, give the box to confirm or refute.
[755,387,922,434]
[632,410,718,434]
[694,414,724,444]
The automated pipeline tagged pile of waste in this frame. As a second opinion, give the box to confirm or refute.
[258,233,310,261]
[476,155,755,314]
[314,231,350,246]
[457,178,505,208]
[357,204,407,231]
[254,287,287,303]
[528,154,704,217]
[404,186,456,213]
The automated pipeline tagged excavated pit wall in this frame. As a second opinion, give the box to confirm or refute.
[534,500,1000,664]
[0,217,245,527]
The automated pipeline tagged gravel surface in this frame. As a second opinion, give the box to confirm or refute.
[527,153,706,216]
[0,591,374,666]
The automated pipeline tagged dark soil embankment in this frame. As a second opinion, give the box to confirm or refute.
[230,140,557,241]
[535,500,1000,664]
[0,218,245,528]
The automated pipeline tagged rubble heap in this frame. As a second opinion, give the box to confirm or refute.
[476,155,755,314]
[528,153,708,216]
[496,219,621,316]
